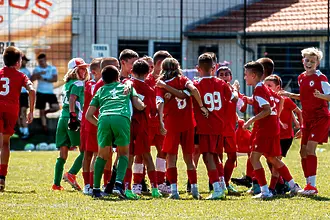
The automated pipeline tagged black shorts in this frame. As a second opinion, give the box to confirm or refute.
[19,93,29,108]
[194,128,199,145]
[280,138,293,157]
[36,92,58,110]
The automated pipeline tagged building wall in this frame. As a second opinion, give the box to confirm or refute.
[71,0,246,64]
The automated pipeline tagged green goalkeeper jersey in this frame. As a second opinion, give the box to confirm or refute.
[90,81,137,120]
[61,79,85,120]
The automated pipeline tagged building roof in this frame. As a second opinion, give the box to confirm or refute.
[184,0,328,38]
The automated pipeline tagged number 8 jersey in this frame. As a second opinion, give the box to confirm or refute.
[193,76,232,135]
[156,76,196,133]
[0,67,29,116]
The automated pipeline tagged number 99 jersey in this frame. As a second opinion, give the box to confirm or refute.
[0,67,29,116]
[193,76,232,135]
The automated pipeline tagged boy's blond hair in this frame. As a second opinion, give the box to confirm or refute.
[63,67,90,82]
[301,47,323,61]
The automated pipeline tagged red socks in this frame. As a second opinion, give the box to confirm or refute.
[277,165,292,182]
[166,167,177,184]
[124,168,132,190]
[82,171,90,186]
[187,170,197,185]
[0,164,8,177]
[208,169,219,184]
[103,169,111,186]
[147,170,157,188]
[224,153,236,185]
[269,176,279,190]
[306,155,317,177]
[254,168,267,186]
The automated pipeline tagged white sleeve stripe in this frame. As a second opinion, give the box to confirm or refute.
[156,96,164,103]
[321,81,330,95]
[183,90,191,96]
[255,96,269,108]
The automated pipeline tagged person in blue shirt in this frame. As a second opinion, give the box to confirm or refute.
[31,53,59,133]
[18,55,32,139]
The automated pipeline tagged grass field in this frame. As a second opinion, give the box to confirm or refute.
[1,140,330,219]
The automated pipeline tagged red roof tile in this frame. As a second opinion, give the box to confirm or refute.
[185,0,328,36]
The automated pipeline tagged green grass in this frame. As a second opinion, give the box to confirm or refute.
[1,140,330,219]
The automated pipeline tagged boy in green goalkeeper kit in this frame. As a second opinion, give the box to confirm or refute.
[52,58,89,191]
[86,65,145,198]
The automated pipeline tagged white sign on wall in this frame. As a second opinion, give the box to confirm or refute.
[91,44,109,58]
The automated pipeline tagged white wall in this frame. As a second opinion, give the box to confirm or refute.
[71,0,246,62]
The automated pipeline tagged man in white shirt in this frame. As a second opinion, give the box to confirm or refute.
[31,53,59,133]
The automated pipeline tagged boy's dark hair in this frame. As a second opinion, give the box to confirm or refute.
[3,46,22,67]
[198,53,213,73]
[37,53,46,60]
[205,52,217,64]
[244,61,264,79]
[256,57,274,77]
[153,50,172,65]
[119,49,139,61]
[132,59,149,77]
[90,58,102,71]
[101,57,119,70]
[102,65,119,84]
[216,66,232,77]
[264,74,282,88]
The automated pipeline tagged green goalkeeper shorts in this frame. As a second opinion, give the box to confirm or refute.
[97,115,130,148]
[56,117,80,148]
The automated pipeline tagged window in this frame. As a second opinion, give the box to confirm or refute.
[258,42,319,94]
[154,42,181,64]
[118,40,148,58]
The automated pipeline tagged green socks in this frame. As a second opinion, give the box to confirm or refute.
[54,157,66,186]
[68,151,84,175]
[116,155,128,183]
[93,157,107,189]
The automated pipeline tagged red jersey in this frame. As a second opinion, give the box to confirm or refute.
[193,77,232,135]
[82,79,97,133]
[145,72,157,89]
[298,70,330,122]
[130,78,158,130]
[268,89,282,113]
[156,76,196,133]
[252,82,280,137]
[280,97,297,139]
[0,67,29,116]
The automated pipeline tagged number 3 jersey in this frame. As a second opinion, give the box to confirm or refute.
[252,82,280,137]
[0,67,29,116]
[156,76,196,133]
[193,76,232,135]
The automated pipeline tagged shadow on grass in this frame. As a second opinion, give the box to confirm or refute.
[4,190,37,194]
[306,195,330,201]
[93,196,154,202]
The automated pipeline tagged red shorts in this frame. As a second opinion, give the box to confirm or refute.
[199,134,223,154]
[222,136,237,154]
[130,120,150,155]
[80,126,98,153]
[162,127,194,155]
[301,117,330,145]
[253,135,281,157]
[0,112,18,135]
[148,126,165,148]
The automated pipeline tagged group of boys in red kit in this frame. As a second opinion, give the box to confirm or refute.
[1,45,329,200]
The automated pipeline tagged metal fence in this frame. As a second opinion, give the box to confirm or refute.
[1,0,329,97]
